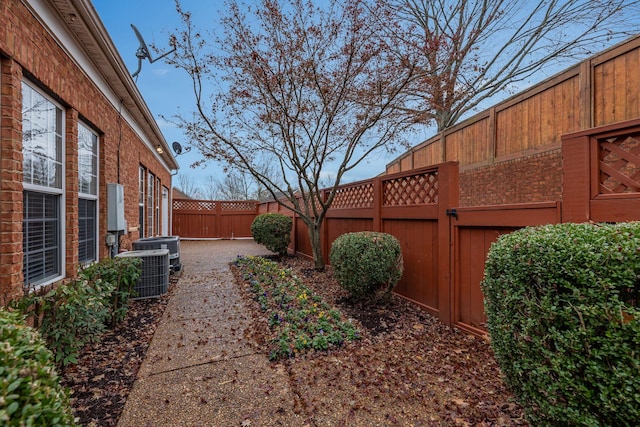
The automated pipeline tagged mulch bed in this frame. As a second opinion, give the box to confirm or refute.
[60,276,176,427]
[237,255,528,426]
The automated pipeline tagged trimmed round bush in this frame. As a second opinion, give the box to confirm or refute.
[251,213,293,256]
[330,231,403,299]
[0,308,77,426]
[482,222,640,426]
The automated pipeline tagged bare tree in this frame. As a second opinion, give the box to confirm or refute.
[201,175,221,200]
[176,174,201,199]
[170,0,415,269]
[385,0,640,131]
[207,170,254,200]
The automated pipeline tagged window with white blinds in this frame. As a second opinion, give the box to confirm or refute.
[147,171,155,236]
[22,81,64,287]
[23,191,60,286]
[139,166,145,237]
[78,123,98,263]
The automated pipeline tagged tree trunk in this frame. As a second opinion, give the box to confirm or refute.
[307,223,325,270]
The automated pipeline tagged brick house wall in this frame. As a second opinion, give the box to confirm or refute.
[0,0,178,303]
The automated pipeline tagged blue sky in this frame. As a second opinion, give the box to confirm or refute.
[93,0,227,192]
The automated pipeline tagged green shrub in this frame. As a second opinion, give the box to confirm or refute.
[11,257,142,367]
[36,278,114,367]
[78,257,141,326]
[482,222,640,426]
[329,231,403,299]
[0,308,77,426]
[251,213,293,256]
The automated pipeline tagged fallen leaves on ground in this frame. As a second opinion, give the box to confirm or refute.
[235,256,528,426]
[61,278,175,427]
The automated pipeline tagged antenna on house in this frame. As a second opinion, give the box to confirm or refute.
[130,24,176,78]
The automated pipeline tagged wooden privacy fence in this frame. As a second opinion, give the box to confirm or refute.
[257,118,639,333]
[259,164,565,332]
[562,117,640,223]
[385,35,640,175]
[172,199,258,238]
[171,119,639,334]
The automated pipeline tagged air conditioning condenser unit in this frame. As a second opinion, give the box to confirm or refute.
[115,249,169,298]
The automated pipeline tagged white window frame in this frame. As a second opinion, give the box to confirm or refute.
[156,176,161,236]
[147,171,155,237]
[22,80,65,289]
[77,123,99,264]
[139,166,146,238]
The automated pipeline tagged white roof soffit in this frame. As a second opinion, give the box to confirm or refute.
[26,0,179,171]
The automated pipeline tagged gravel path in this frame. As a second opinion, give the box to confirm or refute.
[117,240,308,427]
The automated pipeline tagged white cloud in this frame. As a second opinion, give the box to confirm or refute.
[155,116,177,129]
[152,68,170,77]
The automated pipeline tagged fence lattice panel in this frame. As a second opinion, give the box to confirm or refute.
[599,133,640,194]
[221,201,258,210]
[383,171,438,206]
[173,199,216,211]
[331,182,374,209]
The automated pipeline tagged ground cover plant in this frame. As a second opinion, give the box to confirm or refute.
[234,255,359,359]
[483,222,640,426]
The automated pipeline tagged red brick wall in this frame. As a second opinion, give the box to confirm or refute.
[0,58,24,304]
[459,149,562,207]
[65,109,80,276]
[0,0,172,300]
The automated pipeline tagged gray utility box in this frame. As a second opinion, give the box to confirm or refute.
[116,249,169,298]
[133,236,182,272]
[107,183,126,232]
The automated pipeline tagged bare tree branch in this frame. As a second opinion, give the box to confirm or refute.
[385,0,640,130]
[176,174,202,199]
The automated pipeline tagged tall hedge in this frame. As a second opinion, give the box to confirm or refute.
[482,222,640,426]
[251,213,292,256]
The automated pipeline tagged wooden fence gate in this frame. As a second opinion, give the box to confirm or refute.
[449,203,561,334]
[172,199,258,239]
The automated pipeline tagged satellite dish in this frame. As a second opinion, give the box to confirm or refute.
[130,24,176,78]
[172,141,191,156]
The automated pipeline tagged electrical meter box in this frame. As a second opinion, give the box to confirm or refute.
[107,183,126,231]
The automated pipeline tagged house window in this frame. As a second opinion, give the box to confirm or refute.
[139,166,145,237]
[78,123,98,263]
[147,172,155,236]
[22,81,64,287]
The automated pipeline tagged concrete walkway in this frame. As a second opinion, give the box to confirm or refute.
[117,240,308,427]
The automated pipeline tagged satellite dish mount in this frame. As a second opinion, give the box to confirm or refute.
[131,24,176,78]
[172,141,191,156]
